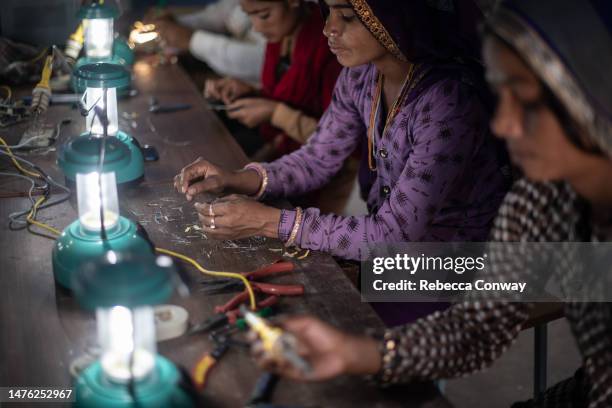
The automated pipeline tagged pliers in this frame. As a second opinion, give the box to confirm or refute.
[201,261,305,314]
[192,341,229,391]
[188,306,277,336]
[216,291,284,315]
[200,260,296,294]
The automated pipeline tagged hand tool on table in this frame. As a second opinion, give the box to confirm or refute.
[201,260,304,315]
[188,306,276,336]
[207,103,241,113]
[246,372,280,407]
[241,306,312,375]
[201,260,295,293]
[148,96,192,114]
[190,308,278,391]
[214,284,302,315]
[192,340,230,391]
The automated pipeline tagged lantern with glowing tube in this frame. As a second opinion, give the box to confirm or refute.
[96,305,156,383]
[72,252,195,407]
[76,171,120,231]
[85,86,119,137]
[51,172,154,290]
[58,63,144,185]
[72,2,134,93]
[82,9,114,60]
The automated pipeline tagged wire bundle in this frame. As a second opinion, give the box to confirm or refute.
[0,136,70,234]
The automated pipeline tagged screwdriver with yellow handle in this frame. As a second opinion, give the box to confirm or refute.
[31,54,53,116]
[240,305,312,375]
[64,24,84,64]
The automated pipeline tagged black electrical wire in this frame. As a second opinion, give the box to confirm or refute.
[83,84,140,405]
[96,88,108,241]
[93,88,140,405]
[1,150,71,230]
[128,314,141,408]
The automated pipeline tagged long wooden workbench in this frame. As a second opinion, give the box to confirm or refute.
[0,57,450,407]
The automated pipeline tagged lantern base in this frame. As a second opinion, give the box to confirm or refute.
[116,131,145,184]
[52,216,154,290]
[58,131,144,185]
[75,357,194,408]
[113,38,135,67]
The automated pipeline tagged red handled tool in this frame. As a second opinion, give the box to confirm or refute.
[200,261,295,294]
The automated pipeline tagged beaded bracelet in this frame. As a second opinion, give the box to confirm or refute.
[364,329,401,386]
[285,207,303,248]
[243,163,268,200]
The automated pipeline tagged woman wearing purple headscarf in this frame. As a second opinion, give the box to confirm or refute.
[176,0,510,324]
[176,0,509,257]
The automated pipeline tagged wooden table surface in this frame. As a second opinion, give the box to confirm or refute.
[0,58,450,408]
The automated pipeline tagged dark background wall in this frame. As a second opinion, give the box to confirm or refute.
[0,0,216,47]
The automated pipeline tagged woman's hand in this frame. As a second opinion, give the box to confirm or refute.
[142,8,174,24]
[204,78,256,105]
[227,98,279,128]
[155,19,194,52]
[195,195,281,240]
[174,157,262,200]
[248,316,382,381]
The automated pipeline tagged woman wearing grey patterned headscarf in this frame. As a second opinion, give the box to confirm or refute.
[249,1,612,406]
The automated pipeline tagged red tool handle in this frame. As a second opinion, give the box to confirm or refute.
[215,290,249,314]
[226,309,240,324]
[246,261,294,280]
[257,295,280,308]
[252,282,304,296]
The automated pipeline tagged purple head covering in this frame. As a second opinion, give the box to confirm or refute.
[320,0,485,63]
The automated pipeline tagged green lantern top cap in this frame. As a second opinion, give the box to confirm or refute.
[78,2,119,20]
[73,252,175,310]
[74,63,130,89]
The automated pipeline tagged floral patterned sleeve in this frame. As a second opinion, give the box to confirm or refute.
[268,76,497,260]
[374,180,580,384]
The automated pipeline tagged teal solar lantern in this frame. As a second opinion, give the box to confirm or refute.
[72,2,134,93]
[72,252,195,407]
[52,171,153,289]
[59,63,144,185]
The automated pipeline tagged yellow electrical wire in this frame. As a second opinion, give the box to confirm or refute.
[0,136,42,178]
[26,196,62,236]
[0,136,61,235]
[155,247,256,310]
[0,136,57,234]
[27,47,49,64]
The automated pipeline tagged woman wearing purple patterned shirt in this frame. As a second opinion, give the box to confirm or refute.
[174,0,510,262]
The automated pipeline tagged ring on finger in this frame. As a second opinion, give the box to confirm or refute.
[209,203,216,229]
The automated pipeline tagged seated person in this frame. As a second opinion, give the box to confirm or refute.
[146,0,266,83]
[249,2,612,407]
[205,0,353,214]
[176,0,510,323]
